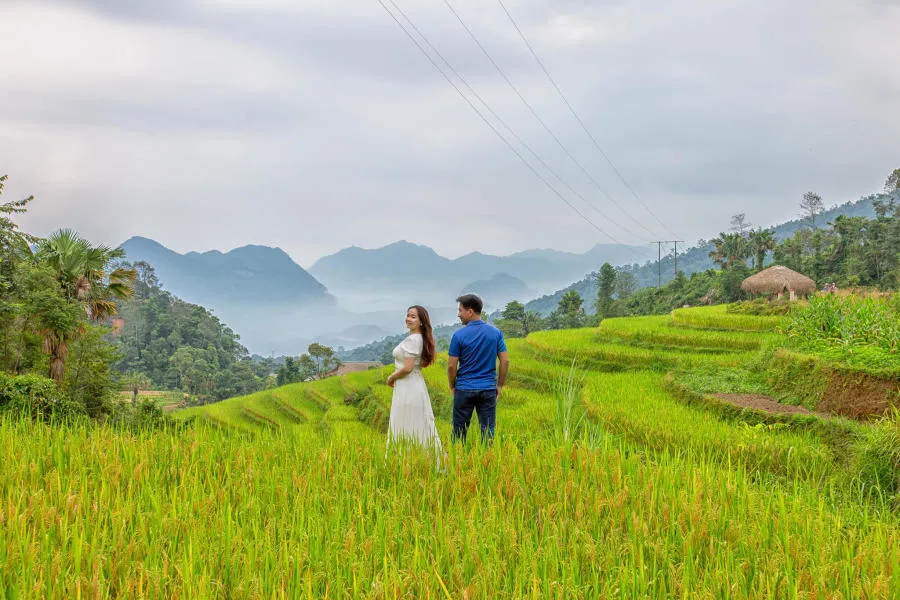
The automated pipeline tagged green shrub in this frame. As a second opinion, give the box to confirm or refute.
[0,372,86,422]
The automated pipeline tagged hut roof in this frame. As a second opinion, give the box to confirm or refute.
[741,265,816,295]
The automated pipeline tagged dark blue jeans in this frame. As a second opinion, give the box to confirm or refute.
[452,389,497,443]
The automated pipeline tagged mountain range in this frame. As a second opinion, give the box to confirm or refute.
[307,241,655,313]
[118,191,890,354]
[119,237,654,354]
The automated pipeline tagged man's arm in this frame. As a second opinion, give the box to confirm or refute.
[447,356,459,393]
[496,351,509,397]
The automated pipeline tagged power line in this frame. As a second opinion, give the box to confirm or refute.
[442,0,660,240]
[497,0,677,239]
[383,0,647,243]
[374,0,623,245]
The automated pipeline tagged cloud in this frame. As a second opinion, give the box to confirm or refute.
[1,0,898,267]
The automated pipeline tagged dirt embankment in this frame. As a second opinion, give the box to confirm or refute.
[818,372,900,421]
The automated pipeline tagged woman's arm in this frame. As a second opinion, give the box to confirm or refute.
[387,356,416,387]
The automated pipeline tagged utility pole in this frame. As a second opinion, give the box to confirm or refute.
[652,241,685,288]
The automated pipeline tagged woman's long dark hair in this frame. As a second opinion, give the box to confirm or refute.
[410,305,436,368]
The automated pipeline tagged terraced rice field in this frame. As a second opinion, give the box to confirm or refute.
[2,306,897,598]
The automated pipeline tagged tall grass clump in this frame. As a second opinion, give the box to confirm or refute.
[547,356,594,446]
[856,406,900,501]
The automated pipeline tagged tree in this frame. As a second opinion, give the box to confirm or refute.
[800,191,824,229]
[614,270,637,300]
[730,213,752,236]
[276,356,300,386]
[556,290,585,329]
[523,311,544,335]
[720,263,751,302]
[501,300,525,323]
[748,228,777,271]
[307,343,340,378]
[297,354,317,380]
[709,232,750,270]
[594,262,617,320]
[0,174,38,258]
[34,230,136,382]
[885,168,900,194]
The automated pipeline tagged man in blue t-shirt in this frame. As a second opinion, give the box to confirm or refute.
[447,294,509,442]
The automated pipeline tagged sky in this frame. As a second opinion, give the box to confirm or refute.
[2,0,898,269]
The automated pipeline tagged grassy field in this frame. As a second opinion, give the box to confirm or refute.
[2,306,898,598]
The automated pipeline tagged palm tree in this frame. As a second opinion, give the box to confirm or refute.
[748,228,777,271]
[709,234,728,269]
[709,232,751,270]
[34,229,136,382]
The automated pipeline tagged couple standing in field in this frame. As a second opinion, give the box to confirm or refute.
[385,294,509,453]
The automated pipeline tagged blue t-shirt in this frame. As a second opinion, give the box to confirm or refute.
[449,320,507,391]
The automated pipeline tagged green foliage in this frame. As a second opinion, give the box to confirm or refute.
[720,263,751,302]
[614,269,637,300]
[307,343,341,378]
[496,301,545,339]
[113,262,265,402]
[785,294,900,360]
[0,174,38,256]
[594,262,616,320]
[276,354,317,385]
[553,289,585,329]
[0,372,85,422]
[500,299,525,323]
[62,325,121,419]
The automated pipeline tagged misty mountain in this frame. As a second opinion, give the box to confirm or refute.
[121,236,334,307]
[119,236,351,354]
[459,273,530,306]
[307,240,655,313]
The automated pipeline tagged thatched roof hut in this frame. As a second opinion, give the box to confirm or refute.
[741,265,816,299]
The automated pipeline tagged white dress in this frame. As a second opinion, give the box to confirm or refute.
[387,333,442,452]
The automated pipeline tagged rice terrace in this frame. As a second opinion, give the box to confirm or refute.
[3,294,899,597]
[3,0,900,597]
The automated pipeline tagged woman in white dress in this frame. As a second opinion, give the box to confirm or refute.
[386,305,442,454]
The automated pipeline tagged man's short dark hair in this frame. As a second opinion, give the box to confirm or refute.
[456,294,483,314]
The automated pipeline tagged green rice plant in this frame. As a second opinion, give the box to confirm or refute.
[598,315,776,351]
[526,328,753,370]
[581,371,838,482]
[672,305,786,332]
[855,406,900,499]
[726,298,796,316]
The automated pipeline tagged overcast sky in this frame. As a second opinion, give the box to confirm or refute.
[2,0,898,268]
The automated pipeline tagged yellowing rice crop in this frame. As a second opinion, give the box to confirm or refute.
[1,305,897,598]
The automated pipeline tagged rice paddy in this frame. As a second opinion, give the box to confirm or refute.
[1,306,897,598]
